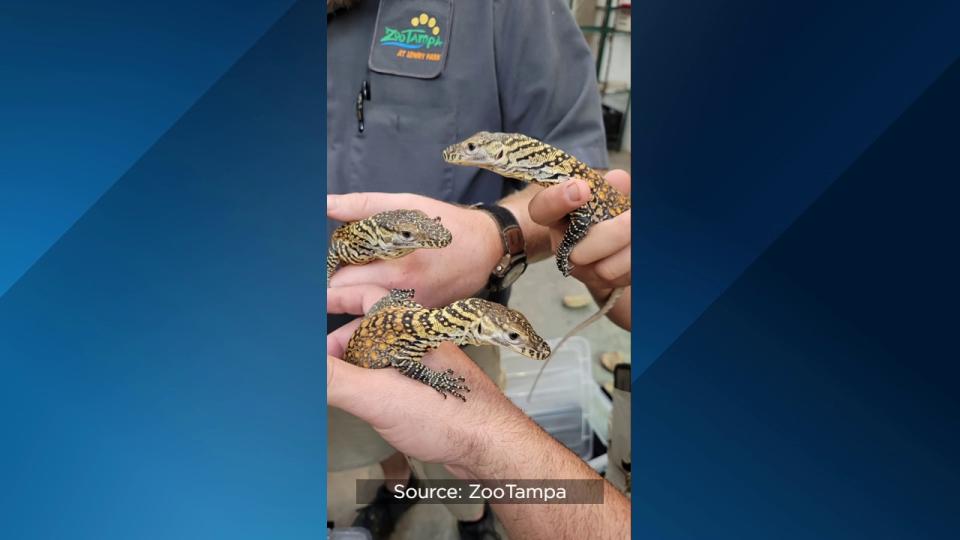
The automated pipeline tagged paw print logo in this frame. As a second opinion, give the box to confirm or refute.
[410,12,440,36]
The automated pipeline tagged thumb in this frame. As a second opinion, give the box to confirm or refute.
[528,179,592,226]
[327,355,390,422]
[327,192,416,222]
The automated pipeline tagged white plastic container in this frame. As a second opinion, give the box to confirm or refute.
[501,337,593,459]
[328,527,372,540]
[588,380,614,445]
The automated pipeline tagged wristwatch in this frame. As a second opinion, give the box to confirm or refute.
[472,203,527,292]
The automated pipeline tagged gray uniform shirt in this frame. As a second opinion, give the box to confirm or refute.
[327,0,607,328]
[327,0,607,203]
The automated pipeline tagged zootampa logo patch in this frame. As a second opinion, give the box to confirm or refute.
[369,1,451,78]
[380,12,444,62]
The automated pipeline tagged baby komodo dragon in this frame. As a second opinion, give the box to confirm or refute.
[345,288,551,401]
[443,132,631,396]
[327,209,452,283]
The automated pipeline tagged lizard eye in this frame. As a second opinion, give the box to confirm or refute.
[466,142,477,152]
[400,231,412,239]
[508,332,520,341]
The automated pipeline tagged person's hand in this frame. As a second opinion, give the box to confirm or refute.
[326,285,630,540]
[328,193,503,308]
[527,170,631,292]
[327,284,532,477]
[326,283,389,359]
[327,345,530,478]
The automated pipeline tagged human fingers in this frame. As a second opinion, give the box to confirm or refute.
[327,259,419,292]
[604,169,632,195]
[327,318,362,359]
[327,192,420,222]
[528,179,592,226]
[593,245,631,286]
[570,248,631,289]
[569,209,631,266]
[327,284,392,315]
[327,355,400,427]
[328,346,486,428]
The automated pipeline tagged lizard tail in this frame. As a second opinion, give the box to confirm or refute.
[526,286,627,401]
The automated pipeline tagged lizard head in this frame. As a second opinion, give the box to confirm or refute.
[443,132,567,186]
[449,298,551,360]
[370,209,453,250]
[442,131,511,168]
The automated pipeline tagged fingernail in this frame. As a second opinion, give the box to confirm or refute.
[565,181,582,202]
[326,194,335,211]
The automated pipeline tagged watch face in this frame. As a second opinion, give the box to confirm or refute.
[502,260,527,287]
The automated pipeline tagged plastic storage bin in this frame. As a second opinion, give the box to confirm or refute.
[501,337,593,459]
[588,380,614,445]
[328,527,372,540]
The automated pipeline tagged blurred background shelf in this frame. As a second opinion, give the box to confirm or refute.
[572,0,631,152]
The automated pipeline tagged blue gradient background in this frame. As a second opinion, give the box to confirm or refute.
[5,0,960,537]
[1,1,326,537]
[0,0,292,296]
[634,1,960,374]
[635,1,960,538]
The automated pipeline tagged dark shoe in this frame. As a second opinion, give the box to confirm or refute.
[352,474,420,540]
[457,503,502,540]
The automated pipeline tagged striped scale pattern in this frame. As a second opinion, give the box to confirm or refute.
[327,209,452,282]
[345,289,550,401]
[443,132,631,377]
[443,131,630,276]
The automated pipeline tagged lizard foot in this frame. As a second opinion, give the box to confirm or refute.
[555,252,575,277]
[396,361,470,402]
[556,207,593,277]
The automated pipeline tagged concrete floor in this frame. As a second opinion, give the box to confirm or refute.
[328,151,632,538]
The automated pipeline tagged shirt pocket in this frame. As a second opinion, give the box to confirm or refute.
[344,74,457,202]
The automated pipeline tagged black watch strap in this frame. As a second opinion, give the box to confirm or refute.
[473,203,527,292]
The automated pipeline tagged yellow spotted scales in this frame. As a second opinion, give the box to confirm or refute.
[344,289,551,401]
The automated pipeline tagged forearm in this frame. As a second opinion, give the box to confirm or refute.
[498,184,554,262]
[456,415,631,540]
[327,345,631,539]
[494,481,629,540]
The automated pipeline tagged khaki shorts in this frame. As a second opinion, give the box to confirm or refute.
[328,345,502,521]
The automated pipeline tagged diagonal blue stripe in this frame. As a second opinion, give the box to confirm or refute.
[0,1,324,537]
[634,0,960,376]
[634,55,960,540]
[634,51,960,384]
[0,0,296,298]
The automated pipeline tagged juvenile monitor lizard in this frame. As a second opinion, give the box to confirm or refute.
[345,288,551,401]
[443,132,631,396]
[327,209,452,283]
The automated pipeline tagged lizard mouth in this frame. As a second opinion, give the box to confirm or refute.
[515,341,551,361]
[531,344,552,360]
[441,145,461,163]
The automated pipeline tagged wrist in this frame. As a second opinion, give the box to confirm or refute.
[470,208,509,276]
[500,192,553,262]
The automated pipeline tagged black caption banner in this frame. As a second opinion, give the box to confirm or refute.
[356,479,605,505]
